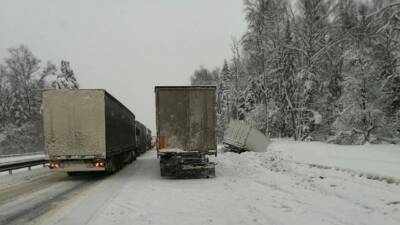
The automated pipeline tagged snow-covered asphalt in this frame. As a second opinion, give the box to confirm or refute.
[0,169,103,225]
[0,141,399,225]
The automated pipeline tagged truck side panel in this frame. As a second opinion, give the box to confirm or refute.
[43,90,106,158]
[223,120,251,149]
[104,93,136,157]
[135,120,147,154]
[223,120,269,152]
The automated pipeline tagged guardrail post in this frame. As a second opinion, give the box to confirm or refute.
[28,166,31,171]
[9,170,12,175]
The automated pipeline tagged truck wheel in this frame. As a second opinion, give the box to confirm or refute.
[132,151,136,161]
[116,155,124,171]
[128,151,135,163]
[106,158,117,174]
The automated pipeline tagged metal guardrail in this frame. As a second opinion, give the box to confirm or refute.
[0,152,44,158]
[0,159,48,175]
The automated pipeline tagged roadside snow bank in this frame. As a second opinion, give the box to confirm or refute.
[37,149,400,225]
[215,150,290,176]
[271,138,400,179]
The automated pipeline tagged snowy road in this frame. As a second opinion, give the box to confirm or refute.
[0,168,104,225]
[0,142,399,225]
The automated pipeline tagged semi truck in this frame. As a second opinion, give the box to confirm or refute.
[43,89,136,175]
[135,120,148,155]
[223,120,270,153]
[155,86,217,178]
[146,128,152,150]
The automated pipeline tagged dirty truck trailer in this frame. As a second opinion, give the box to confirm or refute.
[135,120,148,155]
[146,128,152,150]
[155,86,217,178]
[43,89,136,175]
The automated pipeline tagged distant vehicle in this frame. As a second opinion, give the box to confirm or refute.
[146,128,152,150]
[135,120,148,155]
[223,120,270,153]
[151,136,157,149]
[155,86,217,178]
[43,89,136,175]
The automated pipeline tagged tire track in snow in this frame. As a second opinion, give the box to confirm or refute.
[0,172,104,225]
[279,159,400,223]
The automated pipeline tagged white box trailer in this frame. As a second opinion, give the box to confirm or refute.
[43,89,136,175]
[223,120,270,153]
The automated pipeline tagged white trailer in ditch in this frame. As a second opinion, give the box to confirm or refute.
[223,120,270,153]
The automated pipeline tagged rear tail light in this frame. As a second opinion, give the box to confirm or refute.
[49,162,60,169]
[159,136,165,149]
[95,162,106,168]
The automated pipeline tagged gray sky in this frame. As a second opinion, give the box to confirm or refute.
[0,0,247,131]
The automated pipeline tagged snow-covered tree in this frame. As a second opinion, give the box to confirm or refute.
[0,46,80,126]
[3,45,42,124]
[0,65,13,125]
[189,0,400,144]
[52,60,79,89]
[190,66,218,86]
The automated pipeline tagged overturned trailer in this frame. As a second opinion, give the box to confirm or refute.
[43,89,136,175]
[155,86,217,178]
[223,120,270,153]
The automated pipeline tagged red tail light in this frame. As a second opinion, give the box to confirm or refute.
[49,162,60,169]
[159,136,165,149]
[95,162,106,168]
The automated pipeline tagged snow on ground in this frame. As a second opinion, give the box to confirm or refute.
[0,166,50,189]
[271,139,400,179]
[34,141,400,225]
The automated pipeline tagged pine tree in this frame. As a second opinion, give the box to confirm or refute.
[216,60,232,142]
[190,0,400,143]
[190,66,218,86]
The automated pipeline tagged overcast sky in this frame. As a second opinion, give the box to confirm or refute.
[0,0,247,131]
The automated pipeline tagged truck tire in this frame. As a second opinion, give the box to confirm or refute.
[106,158,117,174]
[128,151,136,164]
[132,151,136,161]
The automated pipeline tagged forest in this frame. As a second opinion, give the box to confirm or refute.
[0,45,79,154]
[191,0,400,144]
